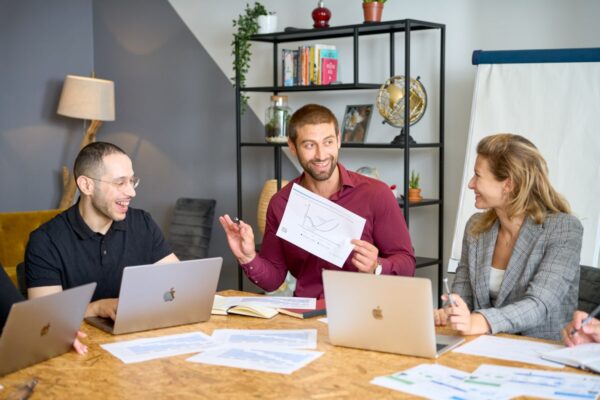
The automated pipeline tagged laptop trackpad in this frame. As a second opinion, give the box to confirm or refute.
[85,316,115,333]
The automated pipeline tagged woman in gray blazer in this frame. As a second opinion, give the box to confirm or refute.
[435,134,583,340]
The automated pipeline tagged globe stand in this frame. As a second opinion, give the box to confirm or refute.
[390,128,416,145]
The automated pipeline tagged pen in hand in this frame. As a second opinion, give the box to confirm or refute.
[443,278,456,307]
[233,217,241,226]
[6,377,37,400]
[570,303,600,336]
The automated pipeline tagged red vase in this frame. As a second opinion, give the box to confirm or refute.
[312,0,331,28]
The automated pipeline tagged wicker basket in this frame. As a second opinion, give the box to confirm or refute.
[257,179,288,235]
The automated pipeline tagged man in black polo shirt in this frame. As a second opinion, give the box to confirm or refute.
[25,142,178,320]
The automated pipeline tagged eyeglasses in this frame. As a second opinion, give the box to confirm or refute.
[87,176,140,189]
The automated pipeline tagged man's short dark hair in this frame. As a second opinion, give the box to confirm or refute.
[74,142,127,179]
[287,104,339,143]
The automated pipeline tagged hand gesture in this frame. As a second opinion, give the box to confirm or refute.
[219,214,256,264]
[86,298,118,320]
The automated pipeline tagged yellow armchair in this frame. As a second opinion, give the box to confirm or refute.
[0,209,62,285]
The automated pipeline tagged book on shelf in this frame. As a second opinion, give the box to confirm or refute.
[313,44,336,85]
[278,298,326,319]
[282,49,295,87]
[541,343,600,373]
[318,47,337,85]
[211,295,278,319]
[320,57,338,85]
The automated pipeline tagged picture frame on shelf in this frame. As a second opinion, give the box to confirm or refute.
[341,104,373,143]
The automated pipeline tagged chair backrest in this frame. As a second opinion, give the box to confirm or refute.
[168,198,216,260]
[0,209,62,284]
[579,265,600,314]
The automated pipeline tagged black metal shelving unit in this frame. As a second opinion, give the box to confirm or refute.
[235,19,446,301]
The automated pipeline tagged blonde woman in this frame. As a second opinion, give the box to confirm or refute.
[435,134,582,340]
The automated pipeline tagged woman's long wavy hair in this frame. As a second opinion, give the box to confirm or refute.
[469,134,570,235]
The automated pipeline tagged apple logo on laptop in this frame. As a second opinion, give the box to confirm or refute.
[40,323,50,336]
[372,306,383,320]
[163,287,176,302]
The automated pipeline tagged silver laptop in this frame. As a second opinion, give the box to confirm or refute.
[85,257,221,335]
[322,270,464,358]
[0,283,96,376]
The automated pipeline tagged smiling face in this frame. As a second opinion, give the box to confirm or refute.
[289,122,340,182]
[468,155,511,210]
[89,153,136,222]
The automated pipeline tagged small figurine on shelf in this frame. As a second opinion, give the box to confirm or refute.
[408,170,423,203]
[312,0,331,28]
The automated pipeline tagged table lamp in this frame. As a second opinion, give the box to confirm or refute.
[57,74,115,209]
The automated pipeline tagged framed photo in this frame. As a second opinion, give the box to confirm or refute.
[341,104,373,143]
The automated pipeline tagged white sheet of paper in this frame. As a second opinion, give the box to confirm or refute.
[371,364,514,400]
[187,346,323,374]
[211,329,317,350]
[101,332,217,364]
[276,183,366,267]
[453,335,563,368]
[470,364,600,400]
[318,317,328,324]
[212,295,316,312]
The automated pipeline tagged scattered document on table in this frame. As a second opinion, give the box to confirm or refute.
[276,183,366,267]
[213,294,316,311]
[469,364,600,400]
[371,364,513,400]
[453,335,563,367]
[187,346,323,374]
[211,329,317,350]
[101,332,217,364]
[541,343,600,372]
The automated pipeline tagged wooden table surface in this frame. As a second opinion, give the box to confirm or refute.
[0,291,593,399]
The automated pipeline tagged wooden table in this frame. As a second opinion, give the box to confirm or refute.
[0,291,593,399]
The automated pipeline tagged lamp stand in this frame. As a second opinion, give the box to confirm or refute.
[58,120,103,209]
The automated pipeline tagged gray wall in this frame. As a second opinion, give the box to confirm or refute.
[0,0,94,210]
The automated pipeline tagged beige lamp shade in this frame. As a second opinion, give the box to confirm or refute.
[257,179,289,235]
[57,75,115,121]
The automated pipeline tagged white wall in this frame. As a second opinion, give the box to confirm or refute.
[169,0,600,288]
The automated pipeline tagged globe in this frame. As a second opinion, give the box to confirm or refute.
[376,75,427,129]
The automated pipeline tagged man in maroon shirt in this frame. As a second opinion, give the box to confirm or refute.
[220,104,415,298]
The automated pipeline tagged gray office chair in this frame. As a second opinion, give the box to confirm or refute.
[578,265,600,314]
[168,198,216,260]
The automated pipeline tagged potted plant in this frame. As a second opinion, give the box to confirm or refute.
[231,2,268,114]
[363,0,387,23]
[408,170,422,203]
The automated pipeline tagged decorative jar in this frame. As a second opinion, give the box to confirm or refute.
[265,95,291,143]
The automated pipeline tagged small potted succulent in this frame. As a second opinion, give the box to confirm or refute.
[363,0,387,23]
[408,170,422,203]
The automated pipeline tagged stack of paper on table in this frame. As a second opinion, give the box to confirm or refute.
[372,363,600,399]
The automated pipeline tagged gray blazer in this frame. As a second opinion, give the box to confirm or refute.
[453,212,583,340]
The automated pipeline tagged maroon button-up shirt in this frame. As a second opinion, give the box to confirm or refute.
[242,164,416,298]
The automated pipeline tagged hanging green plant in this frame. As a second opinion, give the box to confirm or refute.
[231,2,267,114]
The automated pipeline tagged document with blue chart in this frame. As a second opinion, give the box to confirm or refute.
[276,183,366,267]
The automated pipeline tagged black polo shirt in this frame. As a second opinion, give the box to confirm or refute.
[25,204,172,301]
[0,265,24,333]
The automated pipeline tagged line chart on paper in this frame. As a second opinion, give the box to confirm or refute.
[276,183,366,267]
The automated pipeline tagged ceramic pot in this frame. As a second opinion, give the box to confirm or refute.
[257,14,278,34]
[363,2,384,23]
[408,188,422,203]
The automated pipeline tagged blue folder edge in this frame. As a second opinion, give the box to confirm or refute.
[472,48,600,65]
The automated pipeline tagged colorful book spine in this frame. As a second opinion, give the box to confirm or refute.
[282,49,294,87]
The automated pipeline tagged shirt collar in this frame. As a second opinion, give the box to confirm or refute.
[67,201,128,239]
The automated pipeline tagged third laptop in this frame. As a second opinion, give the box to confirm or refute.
[322,270,464,358]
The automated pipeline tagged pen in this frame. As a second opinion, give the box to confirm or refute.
[233,217,241,225]
[443,278,456,307]
[6,377,37,400]
[570,303,600,336]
